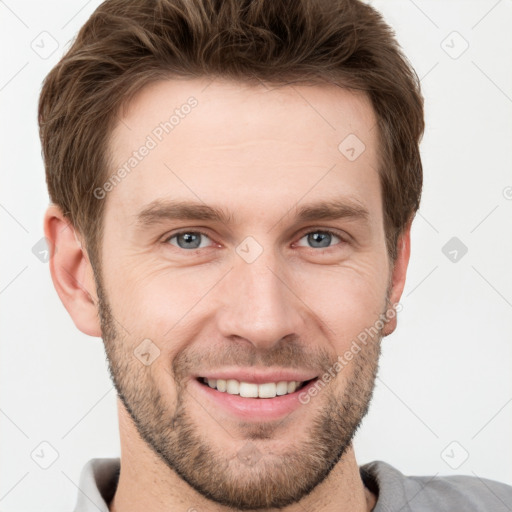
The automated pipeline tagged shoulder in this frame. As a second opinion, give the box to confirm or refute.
[360,460,512,512]
[72,458,120,512]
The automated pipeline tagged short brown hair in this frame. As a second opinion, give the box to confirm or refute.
[39,0,424,268]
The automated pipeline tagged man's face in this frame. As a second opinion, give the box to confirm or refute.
[97,78,397,509]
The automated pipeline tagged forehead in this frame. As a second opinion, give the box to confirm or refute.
[107,77,381,226]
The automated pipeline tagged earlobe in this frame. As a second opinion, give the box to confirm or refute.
[44,205,102,337]
[382,220,412,337]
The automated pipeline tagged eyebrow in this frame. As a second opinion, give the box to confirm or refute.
[293,199,369,224]
[135,197,370,229]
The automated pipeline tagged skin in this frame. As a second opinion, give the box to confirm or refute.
[45,77,411,512]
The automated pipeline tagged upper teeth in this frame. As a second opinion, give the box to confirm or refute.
[203,378,304,398]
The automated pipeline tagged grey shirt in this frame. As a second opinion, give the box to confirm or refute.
[72,457,512,511]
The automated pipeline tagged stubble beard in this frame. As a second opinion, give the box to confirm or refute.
[96,277,384,510]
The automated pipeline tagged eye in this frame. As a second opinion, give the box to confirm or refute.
[296,229,344,249]
[166,231,213,250]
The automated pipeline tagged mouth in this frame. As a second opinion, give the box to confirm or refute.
[193,375,320,421]
[196,376,318,399]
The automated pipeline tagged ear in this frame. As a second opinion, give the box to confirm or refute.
[382,219,412,337]
[44,205,102,337]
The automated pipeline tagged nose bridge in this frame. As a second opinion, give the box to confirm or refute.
[216,241,303,348]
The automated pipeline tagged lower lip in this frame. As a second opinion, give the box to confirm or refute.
[192,378,319,421]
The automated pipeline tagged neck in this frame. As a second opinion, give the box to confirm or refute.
[109,403,376,512]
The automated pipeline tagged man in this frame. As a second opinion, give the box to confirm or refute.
[39,0,512,510]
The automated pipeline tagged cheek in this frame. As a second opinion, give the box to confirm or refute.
[290,259,389,342]
[102,256,226,344]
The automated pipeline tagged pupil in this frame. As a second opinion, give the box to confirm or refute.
[309,232,330,248]
[178,233,200,249]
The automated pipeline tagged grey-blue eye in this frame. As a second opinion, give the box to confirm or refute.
[167,231,212,249]
[297,230,342,249]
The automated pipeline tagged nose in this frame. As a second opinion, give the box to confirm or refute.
[216,247,305,351]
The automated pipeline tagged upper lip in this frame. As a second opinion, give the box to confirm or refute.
[196,368,318,384]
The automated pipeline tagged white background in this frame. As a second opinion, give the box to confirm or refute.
[1,1,511,510]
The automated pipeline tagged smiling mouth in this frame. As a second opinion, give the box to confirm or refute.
[196,377,317,399]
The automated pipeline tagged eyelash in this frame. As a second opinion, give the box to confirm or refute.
[163,228,348,251]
